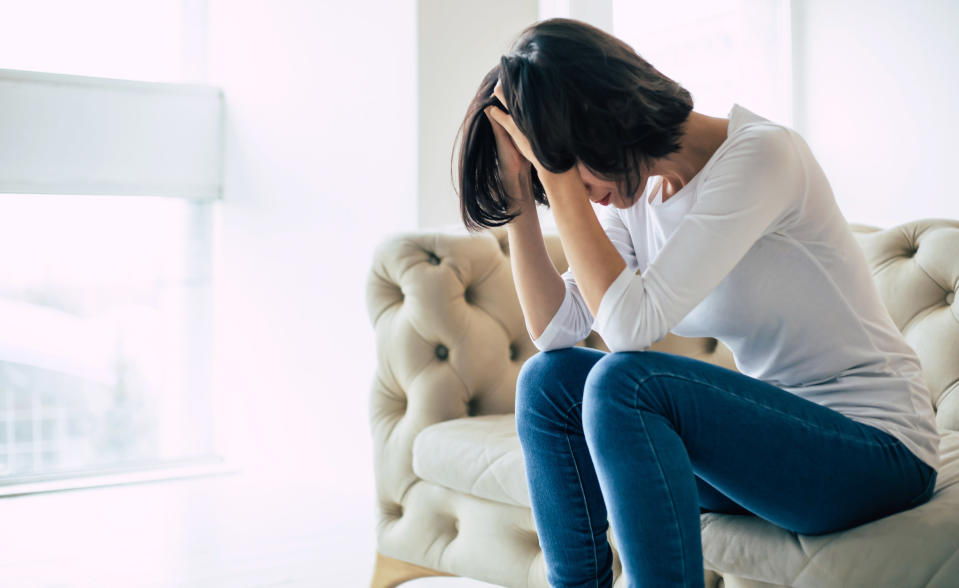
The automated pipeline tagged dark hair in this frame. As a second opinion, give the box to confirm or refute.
[453,18,694,231]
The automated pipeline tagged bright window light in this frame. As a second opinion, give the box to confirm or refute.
[0,0,221,491]
[0,194,215,478]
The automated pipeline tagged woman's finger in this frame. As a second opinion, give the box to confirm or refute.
[485,104,505,125]
[485,100,541,172]
[486,106,518,145]
[484,106,504,135]
[490,106,517,135]
[487,112,522,158]
[485,106,522,147]
[485,100,517,132]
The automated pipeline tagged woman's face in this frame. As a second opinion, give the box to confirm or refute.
[574,160,651,210]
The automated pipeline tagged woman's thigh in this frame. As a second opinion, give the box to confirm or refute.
[517,347,765,516]
[582,350,937,535]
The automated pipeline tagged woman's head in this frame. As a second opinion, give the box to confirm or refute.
[454,18,694,230]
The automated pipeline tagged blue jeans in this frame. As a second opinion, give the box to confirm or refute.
[515,348,938,588]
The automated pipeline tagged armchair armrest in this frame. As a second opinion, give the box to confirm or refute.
[365,228,535,512]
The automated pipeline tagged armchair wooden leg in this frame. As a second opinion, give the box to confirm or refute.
[370,550,457,588]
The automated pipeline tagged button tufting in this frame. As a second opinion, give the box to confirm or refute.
[464,287,474,304]
[467,396,481,416]
[947,292,955,305]
[435,344,449,360]
[427,252,441,265]
[509,343,519,361]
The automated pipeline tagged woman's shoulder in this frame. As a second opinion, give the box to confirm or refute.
[729,123,794,154]
[725,105,800,153]
[696,105,808,215]
[714,117,802,179]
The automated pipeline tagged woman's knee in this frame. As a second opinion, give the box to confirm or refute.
[582,351,645,408]
[516,349,577,412]
[515,347,602,423]
[580,352,639,440]
[582,351,676,438]
[517,349,559,394]
[583,350,688,414]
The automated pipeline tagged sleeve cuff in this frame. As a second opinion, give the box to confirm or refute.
[593,265,637,337]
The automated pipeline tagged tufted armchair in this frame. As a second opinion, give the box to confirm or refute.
[365,218,959,588]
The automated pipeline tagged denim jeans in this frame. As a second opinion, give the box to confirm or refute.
[515,348,938,588]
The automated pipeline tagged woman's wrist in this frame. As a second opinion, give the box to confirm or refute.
[507,193,536,218]
[503,172,535,216]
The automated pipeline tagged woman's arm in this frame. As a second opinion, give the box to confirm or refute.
[539,170,627,318]
[483,89,634,348]
[509,178,642,349]
[525,203,638,351]
[504,184,567,341]
[483,91,570,342]
[484,84,624,340]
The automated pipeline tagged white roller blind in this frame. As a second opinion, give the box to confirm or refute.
[0,68,223,200]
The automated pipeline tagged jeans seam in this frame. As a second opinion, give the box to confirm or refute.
[630,384,688,586]
[564,400,601,587]
[633,370,902,449]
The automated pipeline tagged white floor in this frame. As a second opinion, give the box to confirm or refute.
[0,467,499,587]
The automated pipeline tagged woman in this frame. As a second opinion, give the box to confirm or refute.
[454,18,939,588]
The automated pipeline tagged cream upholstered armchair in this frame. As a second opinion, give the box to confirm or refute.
[365,219,959,588]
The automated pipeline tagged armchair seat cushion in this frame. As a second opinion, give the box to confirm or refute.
[701,430,959,586]
[412,414,530,508]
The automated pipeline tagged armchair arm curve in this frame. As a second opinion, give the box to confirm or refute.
[365,228,538,508]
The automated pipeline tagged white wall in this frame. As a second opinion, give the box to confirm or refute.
[417,0,539,229]
[541,0,611,33]
[206,0,417,485]
[613,0,792,125]
[792,0,959,227]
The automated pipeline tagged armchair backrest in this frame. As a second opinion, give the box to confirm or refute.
[844,220,959,431]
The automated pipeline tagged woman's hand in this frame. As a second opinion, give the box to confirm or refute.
[484,82,545,174]
[484,82,543,214]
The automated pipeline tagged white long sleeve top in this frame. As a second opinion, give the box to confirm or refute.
[532,104,941,472]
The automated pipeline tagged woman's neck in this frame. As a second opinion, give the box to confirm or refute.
[651,111,729,201]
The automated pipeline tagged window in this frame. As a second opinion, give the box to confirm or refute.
[0,195,215,480]
[0,1,225,494]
